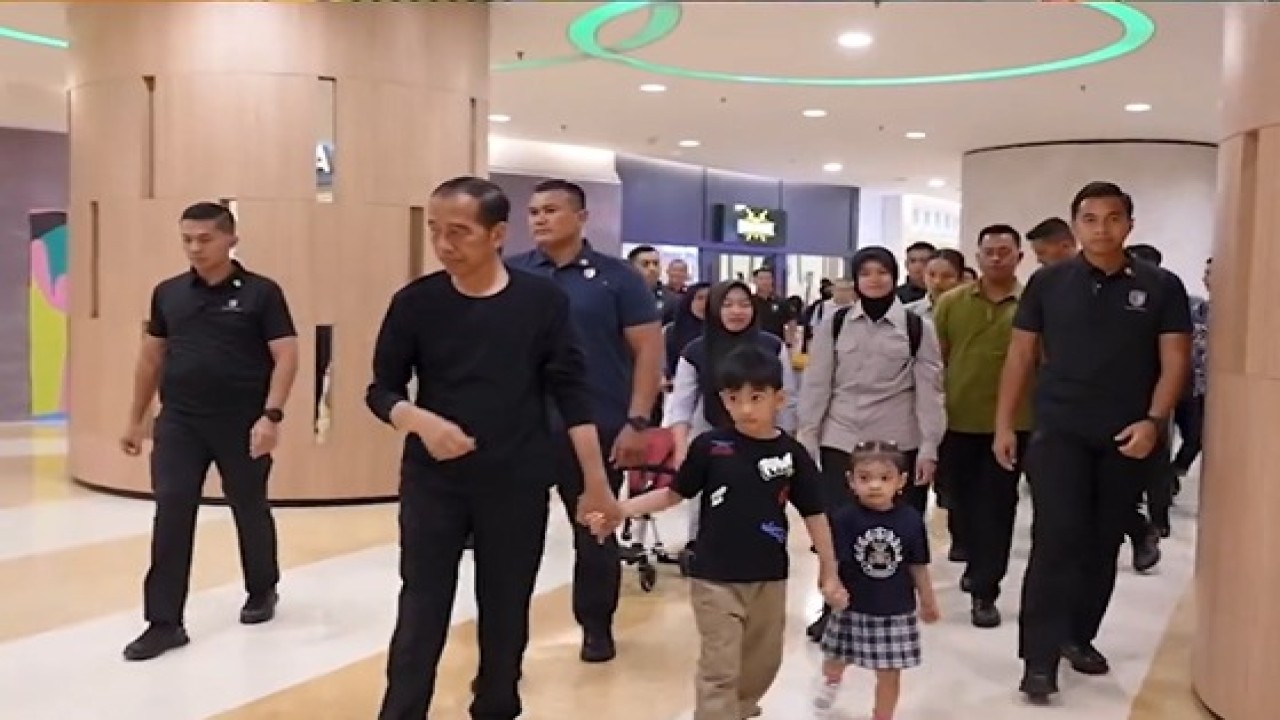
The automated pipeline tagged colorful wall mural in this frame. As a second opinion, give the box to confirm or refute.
[30,210,67,420]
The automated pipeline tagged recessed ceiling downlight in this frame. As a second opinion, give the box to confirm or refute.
[678,139,700,148]
[488,114,511,123]
[639,83,667,93]
[837,31,874,49]
[927,178,947,188]
[904,131,927,140]
[823,162,844,173]
[802,109,828,118]
[1124,102,1152,113]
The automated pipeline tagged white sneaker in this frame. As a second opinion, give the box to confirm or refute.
[813,678,840,710]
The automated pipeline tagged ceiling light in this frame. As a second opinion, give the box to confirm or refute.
[678,139,700,148]
[823,162,844,173]
[904,131,927,140]
[487,114,511,123]
[802,109,828,118]
[837,31,874,49]
[927,178,947,188]
[1125,102,1152,113]
[639,83,667,93]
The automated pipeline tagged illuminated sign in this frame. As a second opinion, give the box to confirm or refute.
[315,143,334,188]
[735,205,777,244]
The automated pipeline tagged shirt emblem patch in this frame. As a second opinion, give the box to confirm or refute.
[1127,289,1147,310]
[710,440,735,457]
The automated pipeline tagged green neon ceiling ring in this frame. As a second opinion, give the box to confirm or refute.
[0,2,683,71]
[496,2,681,71]
[566,1,1155,87]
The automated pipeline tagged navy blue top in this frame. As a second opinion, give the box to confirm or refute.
[830,502,930,616]
[507,241,660,431]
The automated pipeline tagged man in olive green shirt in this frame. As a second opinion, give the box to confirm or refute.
[933,224,1032,629]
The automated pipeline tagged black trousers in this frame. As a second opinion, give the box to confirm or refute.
[379,467,550,720]
[1018,428,1151,667]
[818,446,924,515]
[1125,425,1174,542]
[144,410,278,626]
[553,425,625,633]
[940,430,1028,602]
[1172,394,1205,473]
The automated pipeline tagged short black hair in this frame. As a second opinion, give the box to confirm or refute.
[432,176,510,229]
[1127,243,1163,266]
[715,345,784,393]
[532,178,587,210]
[180,202,236,234]
[978,224,1022,247]
[905,241,937,255]
[1071,181,1134,219]
[627,245,657,262]
[752,266,774,277]
[1027,217,1073,243]
[933,248,966,275]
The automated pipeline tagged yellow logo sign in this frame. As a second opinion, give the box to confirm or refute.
[736,208,776,244]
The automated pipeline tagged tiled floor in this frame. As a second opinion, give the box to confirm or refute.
[0,422,1214,719]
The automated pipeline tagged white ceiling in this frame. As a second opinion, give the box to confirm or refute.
[0,2,1225,197]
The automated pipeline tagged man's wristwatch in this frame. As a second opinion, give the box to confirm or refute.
[263,408,284,424]
[626,416,650,432]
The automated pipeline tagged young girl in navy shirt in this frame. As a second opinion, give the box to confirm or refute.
[816,441,940,719]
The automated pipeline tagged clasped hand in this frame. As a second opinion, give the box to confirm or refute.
[820,577,849,611]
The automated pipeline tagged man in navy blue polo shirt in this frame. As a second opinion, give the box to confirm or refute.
[507,179,664,663]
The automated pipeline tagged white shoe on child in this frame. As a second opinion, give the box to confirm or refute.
[813,678,840,711]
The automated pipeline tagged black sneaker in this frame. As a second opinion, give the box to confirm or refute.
[123,624,190,661]
[970,598,1001,628]
[1019,668,1059,703]
[580,629,616,663]
[240,591,279,625]
[1062,643,1110,675]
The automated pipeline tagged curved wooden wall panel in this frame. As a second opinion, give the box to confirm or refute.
[1194,5,1280,718]
[66,3,489,503]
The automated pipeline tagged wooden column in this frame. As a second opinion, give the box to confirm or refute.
[1194,4,1280,717]
[66,2,489,503]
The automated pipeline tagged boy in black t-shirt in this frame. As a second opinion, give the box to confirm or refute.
[591,345,842,720]
[815,441,940,720]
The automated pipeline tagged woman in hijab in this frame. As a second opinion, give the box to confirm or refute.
[663,279,798,542]
[664,282,711,380]
[796,246,946,639]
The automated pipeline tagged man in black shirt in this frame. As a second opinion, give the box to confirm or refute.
[752,266,795,345]
[120,202,299,661]
[366,177,621,720]
[895,241,937,303]
[994,182,1191,702]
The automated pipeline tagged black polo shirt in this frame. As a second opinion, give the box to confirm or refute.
[1014,254,1191,439]
[147,262,296,417]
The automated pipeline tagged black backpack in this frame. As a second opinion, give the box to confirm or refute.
[831,305,923,358]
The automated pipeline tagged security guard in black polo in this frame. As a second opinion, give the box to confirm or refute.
[120,202,299,662]
[993,182,1191,702]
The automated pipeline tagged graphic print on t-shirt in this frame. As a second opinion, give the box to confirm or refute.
[759,520,786,543]
[854,526,905,580]
[757,452,794,482]
[709,485,727,507]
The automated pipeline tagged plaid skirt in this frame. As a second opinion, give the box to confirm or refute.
[820,609,921,670]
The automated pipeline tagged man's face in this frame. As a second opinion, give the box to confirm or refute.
[977,233,1022,280]
[753,271,775,296]
[1073,197,1132,257]
[631,251,662,285]
[180,219,235,270]
[1031,237,1077,266]
[428,193,504,277]
[667,260,688,289]
[905,249,933,285]
[527,190,586,247]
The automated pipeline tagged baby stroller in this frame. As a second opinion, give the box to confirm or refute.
[619,427,682,591]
